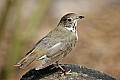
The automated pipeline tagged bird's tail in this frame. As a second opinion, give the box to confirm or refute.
[14,54,36,69]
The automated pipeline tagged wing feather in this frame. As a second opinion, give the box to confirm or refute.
[35,42,65,70]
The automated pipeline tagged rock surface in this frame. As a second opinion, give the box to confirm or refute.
[20,64,116,80]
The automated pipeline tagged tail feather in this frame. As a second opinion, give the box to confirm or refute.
[14,55,36,69]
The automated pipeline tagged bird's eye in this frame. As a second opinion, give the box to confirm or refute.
[67,18,72,22]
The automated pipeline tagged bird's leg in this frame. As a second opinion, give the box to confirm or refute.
[56,61,66,75]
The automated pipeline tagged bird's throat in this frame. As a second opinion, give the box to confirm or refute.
[64,23,78,40]
[64,21,77,33]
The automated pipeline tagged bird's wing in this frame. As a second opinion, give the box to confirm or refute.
[35,42,66,70]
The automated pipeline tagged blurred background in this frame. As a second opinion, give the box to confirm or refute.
[0,0,120,80]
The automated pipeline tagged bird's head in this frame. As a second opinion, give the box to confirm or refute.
[59,13,84,28]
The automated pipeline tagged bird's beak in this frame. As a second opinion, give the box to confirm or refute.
[77,16,84,19]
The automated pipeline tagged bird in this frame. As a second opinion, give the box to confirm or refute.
[14,13,84,71]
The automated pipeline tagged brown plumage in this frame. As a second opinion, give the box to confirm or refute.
[14,13,84,70]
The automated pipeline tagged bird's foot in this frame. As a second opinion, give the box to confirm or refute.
[57,64,66,75]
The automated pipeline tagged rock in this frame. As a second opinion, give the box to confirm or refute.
[20,64,116,80]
